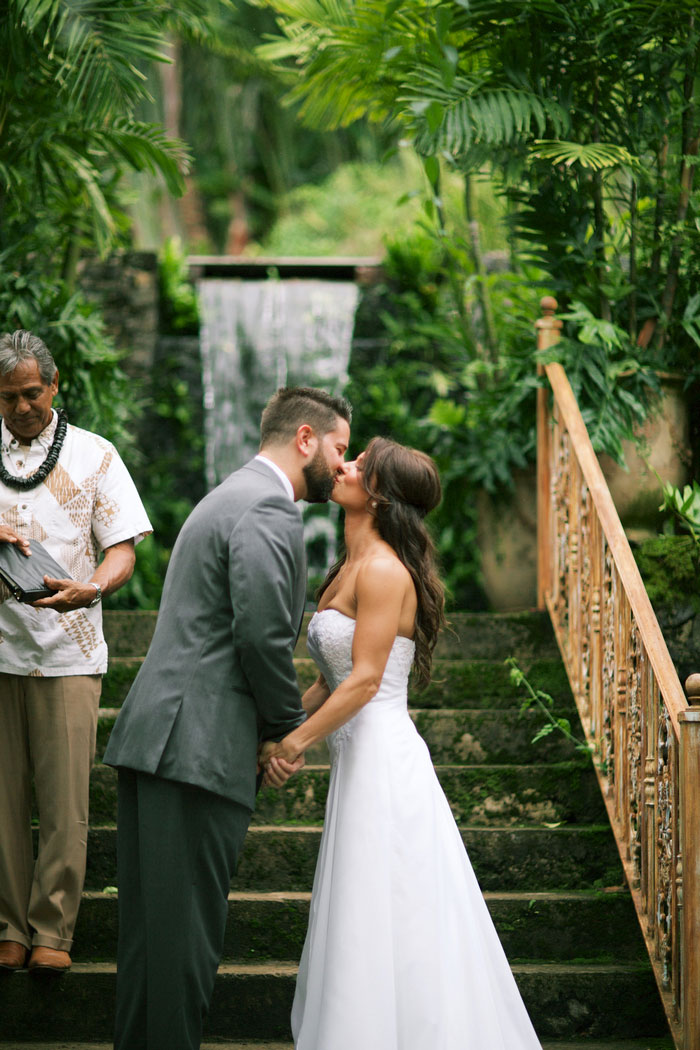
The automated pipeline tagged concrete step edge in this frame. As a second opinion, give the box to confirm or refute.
[90,759,594,773]
[80,887,631,903]
[87,821,615,833]
[24,960,654,977]
[0,1044,677,1050]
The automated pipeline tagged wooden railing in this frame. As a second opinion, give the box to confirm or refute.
[535,297,700,1050]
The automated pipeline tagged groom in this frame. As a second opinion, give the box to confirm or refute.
[104,386,351,1050]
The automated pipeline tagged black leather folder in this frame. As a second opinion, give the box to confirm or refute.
[0,538,72,602]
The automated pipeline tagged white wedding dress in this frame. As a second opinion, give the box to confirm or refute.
[291,608,542,1050]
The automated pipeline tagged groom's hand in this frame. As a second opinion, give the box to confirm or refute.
[262,754,305,788]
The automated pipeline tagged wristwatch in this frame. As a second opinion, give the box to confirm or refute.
[87,582,102,608]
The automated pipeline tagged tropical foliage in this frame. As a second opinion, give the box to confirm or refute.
[249,0,700,606]
[0,0,229,448]
[660,480,700,550]
[346,230,544,606]
[0,0,196,276]
[129,1,395,252]
[256,0,700,375]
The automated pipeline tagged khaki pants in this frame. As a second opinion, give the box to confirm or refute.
[0,672,101,951]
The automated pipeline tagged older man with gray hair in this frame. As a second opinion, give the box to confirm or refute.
[0,329,151,974]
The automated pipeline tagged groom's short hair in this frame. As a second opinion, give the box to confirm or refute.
[260,387,352,447]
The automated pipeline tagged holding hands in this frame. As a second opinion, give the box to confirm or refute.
[257,672,330,788]
[258,738,305,789]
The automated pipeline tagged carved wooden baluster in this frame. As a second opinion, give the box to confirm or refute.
[568,453,582,699]
[591,514,604,743]
[627,624,643,884]
[536,296,561,610]
[601,547,616,791]
[579,482,592,722]
[679,673,700,1048]
[615,595,631,836]
[641,657,656,926]
[656,708,674,987]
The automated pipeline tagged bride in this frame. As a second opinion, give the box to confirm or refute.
[260,436,542,1050]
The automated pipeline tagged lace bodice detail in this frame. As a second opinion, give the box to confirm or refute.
[307,608,415,692]
[307,608,415,753]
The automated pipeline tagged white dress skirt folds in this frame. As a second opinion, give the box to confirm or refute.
[291,608,542,1050]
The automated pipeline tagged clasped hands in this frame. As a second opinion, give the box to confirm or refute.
[257,738,305,789]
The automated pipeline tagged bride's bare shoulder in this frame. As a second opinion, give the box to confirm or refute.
[357,552,411,591]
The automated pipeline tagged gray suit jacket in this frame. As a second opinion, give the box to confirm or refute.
[104,459,307,810]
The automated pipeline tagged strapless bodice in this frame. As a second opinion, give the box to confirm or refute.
[307,608,414,698]
[307,609,415,756]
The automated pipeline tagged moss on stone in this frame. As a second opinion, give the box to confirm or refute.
[634,534,700,611]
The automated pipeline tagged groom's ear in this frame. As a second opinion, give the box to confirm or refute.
[295,424,318,460]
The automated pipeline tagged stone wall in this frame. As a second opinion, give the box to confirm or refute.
[78,250,206,509]
[78,250,159,381]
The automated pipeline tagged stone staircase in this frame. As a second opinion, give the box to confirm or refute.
[0,610,676,1049]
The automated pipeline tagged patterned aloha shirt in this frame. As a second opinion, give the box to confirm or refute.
[0,410,152,676]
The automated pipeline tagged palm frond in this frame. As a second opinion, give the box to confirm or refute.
[532,139,641,171]
[405,74,569,157]
[7,2,170,121]
[99,119,189,195]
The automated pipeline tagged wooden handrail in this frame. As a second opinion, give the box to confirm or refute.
[535,298,699,1049]
[542,361,688,733]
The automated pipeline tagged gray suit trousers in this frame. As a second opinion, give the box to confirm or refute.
[113,770,251,1050]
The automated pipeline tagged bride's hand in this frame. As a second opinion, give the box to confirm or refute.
[262,753,305,788]
[258,736,305,787]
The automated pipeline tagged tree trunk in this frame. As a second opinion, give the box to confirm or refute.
[656,23,699,350]
[464,174,498,363]
[592,76,611,322]
[628,178,638,342]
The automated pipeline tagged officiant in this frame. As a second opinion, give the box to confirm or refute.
[0,329,151,977]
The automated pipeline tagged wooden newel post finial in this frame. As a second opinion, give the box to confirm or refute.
[686,674,700,706]
[535,296,562,352]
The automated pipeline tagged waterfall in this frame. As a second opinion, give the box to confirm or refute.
[197,276,360,594]
[198,278,358,487]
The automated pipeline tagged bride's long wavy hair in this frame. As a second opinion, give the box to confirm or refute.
[319,436,445,688]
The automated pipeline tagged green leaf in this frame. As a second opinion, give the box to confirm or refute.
[532,139,640,172]
[423,154,440,187]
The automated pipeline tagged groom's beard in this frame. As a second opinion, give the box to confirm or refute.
[303,448,337,503]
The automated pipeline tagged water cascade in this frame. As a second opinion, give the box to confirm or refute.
[198,277,359,487]
[197,274,360,589]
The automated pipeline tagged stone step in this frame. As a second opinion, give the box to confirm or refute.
[70,889,649,964]
[94,710,332,766]
[84,760,606,827]
[411,707,582,763]
[82,825,624,893]
[100,654,575,711]
[102,610,561,662]
[0,1042,678,1050]
[95,706,582,765]
[0,961,670,1042]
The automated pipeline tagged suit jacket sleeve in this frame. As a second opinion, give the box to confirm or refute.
[228,493,306,741]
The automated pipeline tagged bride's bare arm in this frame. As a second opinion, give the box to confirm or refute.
[266,557,410,765]
[302,675,331,716]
